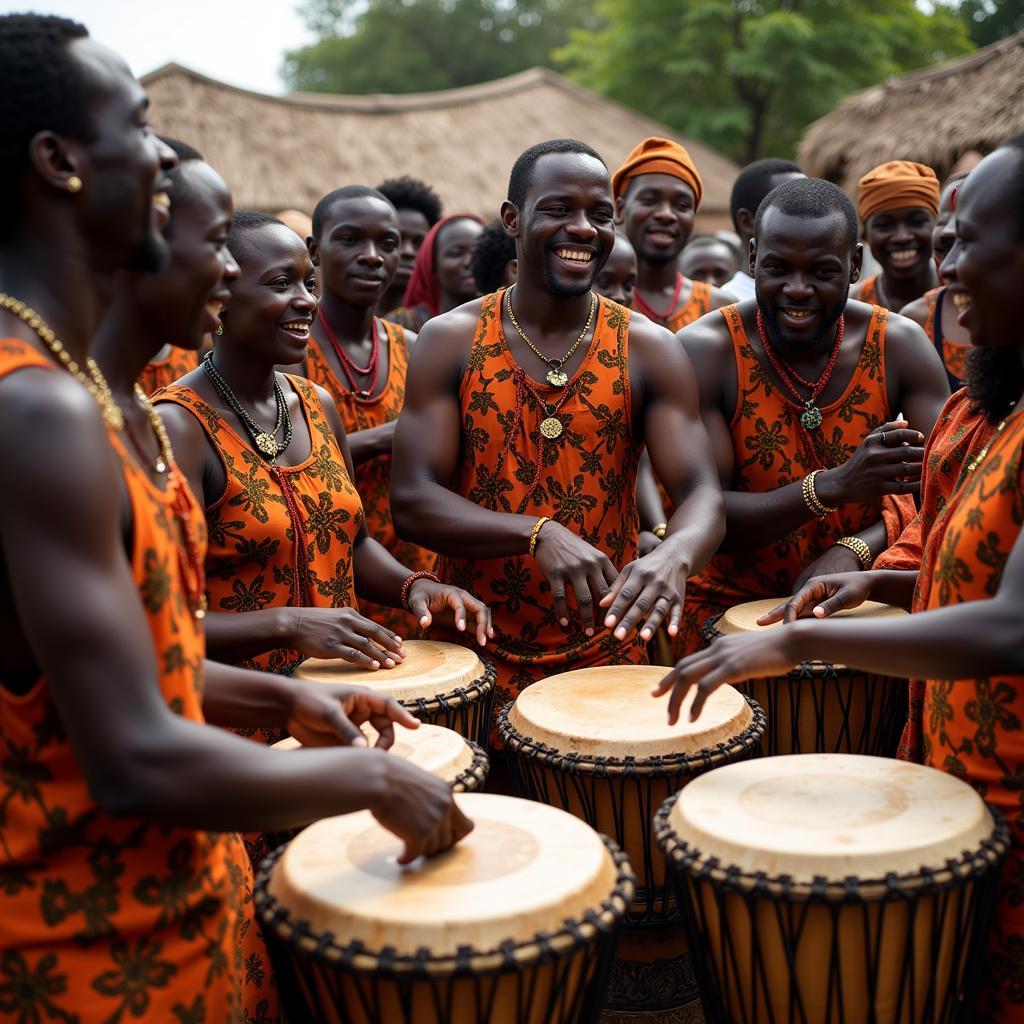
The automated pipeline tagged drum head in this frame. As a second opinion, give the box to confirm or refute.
[718,599,906,635]
[267,793,618,957]
[293,640,485,701]
[668,753,994,882]
[507,665,753,759]
[273,722,476,784]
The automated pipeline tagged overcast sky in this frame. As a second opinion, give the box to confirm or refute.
[2,0,311,93]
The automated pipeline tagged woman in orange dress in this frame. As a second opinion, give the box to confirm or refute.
[654,137,1024,1020]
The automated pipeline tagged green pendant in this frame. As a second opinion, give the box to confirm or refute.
[800,403,823,430]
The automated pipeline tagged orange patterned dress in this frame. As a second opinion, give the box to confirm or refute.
[634,277,712,334]
[0,338,278,1023]
[306,319,433,636]
[910,404,1024,1021]
[156,375,364,679]
[679,303,915,654]
[922,286,971,388]
[856,275,880,306]
[434,290,647,708]
[138,344,199,396]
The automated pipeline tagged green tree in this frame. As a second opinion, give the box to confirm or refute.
[283,0,599,94]
[956,0,1024,46]
[559,0,972,163]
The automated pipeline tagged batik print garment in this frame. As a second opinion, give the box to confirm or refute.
[306,318,433,636]
[912,407,1024,1022]
[922,286,970,388]
[678,303,915,654]
[434,290,647,711]
[0,338,279,1023]
[156,375,363,679]
[138,345,200,397]
[857,275,880,306]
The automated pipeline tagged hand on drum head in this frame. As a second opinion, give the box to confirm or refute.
[290,606,406,669]
[601,543,686,642]
[652,631,799,723]
[819,419,924,505]
[758,571,876,625]
[372,758,475,865]
[792,541,864,592]
[285,681,420,750]
[406,579,494,647]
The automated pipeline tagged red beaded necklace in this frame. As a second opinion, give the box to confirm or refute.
[632,272,684,323]
[318,311,381,400]
[755,308,845,431]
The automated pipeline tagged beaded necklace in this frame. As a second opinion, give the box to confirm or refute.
[318,310,381,400]
[632,272,684,324]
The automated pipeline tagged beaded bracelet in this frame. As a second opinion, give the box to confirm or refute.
[802,470,837,520]
[836,535,873,569]
[529,516,552,558]
[401,570,440,611]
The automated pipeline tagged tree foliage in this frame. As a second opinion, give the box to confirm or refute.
[283,0,599,94]
[956,0,1024,46]
[558,0,973,163]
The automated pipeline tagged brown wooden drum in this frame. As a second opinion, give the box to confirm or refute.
[255,793,635,1024]
[702,599,909,756]
[294,640,495,748]
[655,754,1009,1023]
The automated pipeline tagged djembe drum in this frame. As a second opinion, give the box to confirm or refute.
[498,665,765,1022]
[702,599,908,756]
[294,640,495,748]
[255,793,635,1024]
[655,753,1009,1023]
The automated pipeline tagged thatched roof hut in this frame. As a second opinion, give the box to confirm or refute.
[141,63,739,231]
[798,32,1024,193]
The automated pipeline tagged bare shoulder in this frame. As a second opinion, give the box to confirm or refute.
[676,303,732,359]
[400,326,417,348]
[406,298,484,384]
[883,307,933,351]
[898,295,930,330]
[626,307,677,354]
[709,284,734,310]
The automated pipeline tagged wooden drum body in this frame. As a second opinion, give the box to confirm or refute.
[255,793,635,1024]
[702,599,909,757]
[294,640,496,748]
[655,754,1009,1024]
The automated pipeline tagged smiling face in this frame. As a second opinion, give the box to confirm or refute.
[864,204,936,281]
[931,180,961,271]
[594,234,638,307]
[309,195,400,308]
[435,217,483,303]
[754,208,860,352]
[223,223,318,365]
[941,147,1024,350]
[617,173,696,267]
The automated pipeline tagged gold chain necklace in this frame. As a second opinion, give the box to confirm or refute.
[0,292,123,430]
[505,286,596,387]
[966,413,1014,474]
[131,383,173,475]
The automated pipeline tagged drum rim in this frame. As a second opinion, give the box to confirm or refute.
[253,834,636,977]
[389,657,496,714]
[496,694,767,776]
[451,740,490,792]
[653,790,1011,901]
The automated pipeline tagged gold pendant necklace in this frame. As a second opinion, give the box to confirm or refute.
[505,286,596,387]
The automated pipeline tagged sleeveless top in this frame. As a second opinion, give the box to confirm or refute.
[0,338,277,1022]
[634,277,712,334]
[306,318,433,636]
[156,375,363,677]
[923,286,969,389]
[434,290,647,703]
[857,275,880,306]
[680,303,914,653]
[138,344,199,397]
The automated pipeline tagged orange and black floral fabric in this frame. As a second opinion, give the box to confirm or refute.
[922,286,970,388]
[857,275,880,306]
[306,318,433,636]
[434,290,647,710]
[910,403,1024,1021]
[0,337,278,1023]
[156,375,363,679]
[678,303,915,654]
[138,344,200,397]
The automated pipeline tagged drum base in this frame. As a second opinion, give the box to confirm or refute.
[602,924,703,1024]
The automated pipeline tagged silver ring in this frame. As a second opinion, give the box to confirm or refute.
[879,431,887,446]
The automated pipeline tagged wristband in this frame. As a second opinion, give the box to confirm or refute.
[802,470,837,520]
[529,516,551,558]
[651,522,668,540]
[836,535,873,570]
[401,570,440,610]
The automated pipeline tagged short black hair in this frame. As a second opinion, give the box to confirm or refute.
[0,14,93,238]
[471,219,516,295]
[754,177,858,249]
[227,210,286,260]
[730,158,803,231]
[376,175,442,227]
[312,184,395,238]
[159,136,204,220]
[507,139,606,209]
[995,132,1024,240]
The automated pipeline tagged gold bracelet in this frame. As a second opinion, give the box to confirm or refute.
[802,470,837,520]
[529,516,551,558]
[836,535,873,569]
[651,522,667,540]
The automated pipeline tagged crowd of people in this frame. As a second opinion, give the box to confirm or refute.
[1,11,1022,1022]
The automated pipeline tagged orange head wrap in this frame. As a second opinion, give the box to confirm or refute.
[857,161,940,224]
[612,136,704,208]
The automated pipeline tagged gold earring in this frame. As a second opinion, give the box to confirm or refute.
[216,323,223,336]
[67,175,83,194]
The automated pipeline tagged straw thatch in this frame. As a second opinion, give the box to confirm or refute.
[798,32,1024,193]
[141,64,739,231]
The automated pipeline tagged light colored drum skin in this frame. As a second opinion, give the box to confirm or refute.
[255,793,635,1024]
[294,640,495,746]
[703,599,909,757]
[656,754,1010,1024]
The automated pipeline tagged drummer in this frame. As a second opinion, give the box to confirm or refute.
[654,134,1024,1021]
[390,138,724,714]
